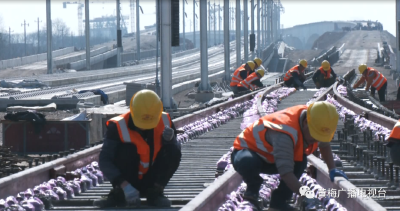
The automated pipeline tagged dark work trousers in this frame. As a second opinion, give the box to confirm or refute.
[313,75,336,88]
[283,77,306,90]
[231,85,251,95]
[371,82,387,102]
[231,149,307,209]
[114,143,181,196]
[397,86,400,101]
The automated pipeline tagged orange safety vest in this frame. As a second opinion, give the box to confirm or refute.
[284,65,301,81]
[237,72,260,91]
[233,105,319,163]
[319,67,331,79]
[230,64,251,87]
[364,67,387,91]
[389,120,400,140]
[106,111,172,179]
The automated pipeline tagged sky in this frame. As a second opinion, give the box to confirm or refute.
[0,0,396,37]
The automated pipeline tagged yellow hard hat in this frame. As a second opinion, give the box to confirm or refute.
[256,69,265,77]
[299,59,308,68]
[321,60,330,71]
[306,101,339,143]
[246,61,256,71]
[358,64,367,74]
[130,89,163,130]
[253,58,262,67]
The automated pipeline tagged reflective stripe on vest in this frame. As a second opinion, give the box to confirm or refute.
[107,112,171,179]
[389,120,400,140]
[230,65,248,86]
[240,72,259,90]
[367,68,387,91]
[319,67,331,79]
[233,105,318,163]
[284,66,300,81]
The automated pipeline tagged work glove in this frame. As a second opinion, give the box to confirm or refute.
[162,126,175,141]
[123,184,141,206]
[329,168,348,182]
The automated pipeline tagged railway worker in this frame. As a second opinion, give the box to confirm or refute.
[353,64,387,102]
[253,57,263,70]
[235,69,266,93]
[312,60,337,89]
[388,120,400,166]
[230,101,348,211]
[230,61,256,93]
[94,89,182,208]
[283,59,308,90]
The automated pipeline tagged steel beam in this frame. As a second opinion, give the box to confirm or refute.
[396,0,400,74]
[251,0,254,59]
[256,0,260,58]
[218,2,221,45]
[85,0,90,70]
[236,0,241,67]
[136,0,140,60]
[214,1,216,45]
[183,0,186,50]
[261,0,265,48]
[155,0,160,95]
[266,0,271,44]
[46,0,52,74]
[193,0,196,48]
[116,0,122,67]
[224,0,230,82]
[160,0,174,108]
[243,0,248,62]
[198,0,212,91]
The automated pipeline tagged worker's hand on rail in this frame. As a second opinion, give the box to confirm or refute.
[163,126,175,141]
[329,168,348,182]
[122,184,141,206]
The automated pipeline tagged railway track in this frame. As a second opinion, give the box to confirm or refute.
[1,64,399,210]
[0,43,245,101]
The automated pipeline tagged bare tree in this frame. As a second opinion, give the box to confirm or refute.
[52,18,70,49]
[52,18,70,36]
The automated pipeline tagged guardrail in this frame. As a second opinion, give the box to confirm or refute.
[0,47,75,70]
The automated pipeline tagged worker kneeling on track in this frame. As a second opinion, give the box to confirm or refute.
[387,120,400,166]
[353,64,388,102]
[230,61,256,93]
[231,102,348,211]
[312,60,337,89]
[253,57,263,70]
[94,89,182,208]
[283,59,308,90]
[235,69,266,94]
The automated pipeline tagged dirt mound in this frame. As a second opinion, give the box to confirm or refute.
[312,32,347,50]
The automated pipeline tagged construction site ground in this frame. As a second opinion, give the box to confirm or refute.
[285,30,397,100]
[0,34,160,78]
[330,30,398,100]
[0,30,399,143]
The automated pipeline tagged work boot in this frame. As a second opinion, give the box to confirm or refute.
[93,187,126,208]
[146,184,171,207]
[242,191,262,211]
